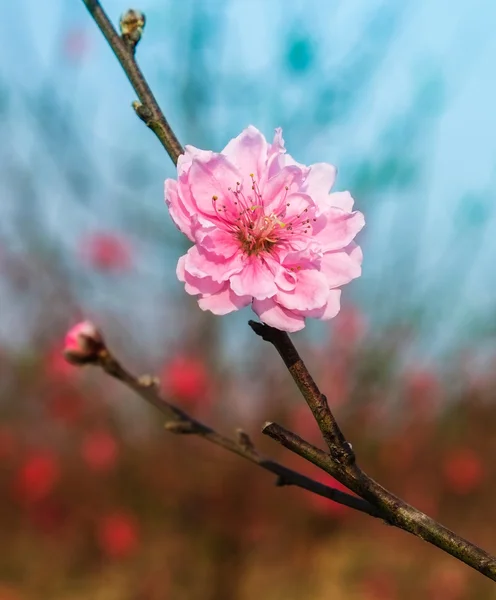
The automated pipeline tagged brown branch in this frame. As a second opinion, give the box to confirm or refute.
[81,0,183,164]
[251,322,496,581]
[93,345,382,519]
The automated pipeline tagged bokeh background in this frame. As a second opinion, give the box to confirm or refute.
[1,0,496,598]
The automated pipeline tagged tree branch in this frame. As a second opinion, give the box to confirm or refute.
[251,324,496,581]
[94,343,382,519]
[81,0,183,164]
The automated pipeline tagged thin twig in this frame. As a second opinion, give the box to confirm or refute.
[96,347,382,519]
[251,324,496,581]
[81,0,183,163]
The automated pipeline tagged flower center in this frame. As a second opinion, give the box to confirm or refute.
[211,175,315,257]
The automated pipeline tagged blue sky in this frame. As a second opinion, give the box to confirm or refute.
[3,0,496,356]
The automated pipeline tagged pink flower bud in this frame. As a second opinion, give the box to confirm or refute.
[63,321,104,365]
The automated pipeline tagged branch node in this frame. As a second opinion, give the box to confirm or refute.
[236,428,256,454]
[120,9,146,53]
[138,374,160,389]
[132,101,153,124]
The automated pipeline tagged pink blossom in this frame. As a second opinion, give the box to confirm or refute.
[63,320,103,364]
[165,126,364,332]
[79,231,132,273]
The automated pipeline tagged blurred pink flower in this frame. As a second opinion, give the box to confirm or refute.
[165,125,364,332]
[443,448,485,495]
[15,451,61,504]
[160,355,211,406]
[97,511,140,559]
[62,27,91,62]
[79,231,132,273]
[81,429,119,472]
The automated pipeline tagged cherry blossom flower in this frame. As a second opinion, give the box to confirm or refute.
[165,125,364,332]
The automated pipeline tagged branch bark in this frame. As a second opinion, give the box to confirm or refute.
[251,322,496,581]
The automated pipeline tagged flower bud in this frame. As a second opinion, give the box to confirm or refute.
[120,9,146,51]
[63,321,104,365]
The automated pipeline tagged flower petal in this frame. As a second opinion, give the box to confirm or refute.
[198,284,251,315]
[230,257,278,300]
[320,243,363,288]
[304,163,337,199]
[222,125,268,182]
[164,179,194,241]
[277,269,329,311]
[294,289,341,320]
[328,191,354,211]
[252,298,306,332]
[177,255,225,296]
[184,245,244,283]
[192,226,239,258]
[312,208,365,252]
[188,153,243,220]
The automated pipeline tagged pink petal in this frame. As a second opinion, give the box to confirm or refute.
[328,191,354,211]
[252,298,306,332]
[275,268,297,292]
[320,243,363,288]
[188,154,243,220]
[304,163,337,199]
[312,208,365,252]
[184,245,244,283]
[276,269,329,311]
[192,226,239,258]
[262,166,307,213]
[282,192,316,220]
[222,125,268,182]
[198,284,251,315]
[177,255,225,296]
[230,257,278,300]
[164,179,194,241]
[295,289,341,320]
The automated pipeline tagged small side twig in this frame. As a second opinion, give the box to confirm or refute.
[88,342,382,519]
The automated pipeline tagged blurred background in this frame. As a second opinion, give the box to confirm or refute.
[1,0,496,598]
